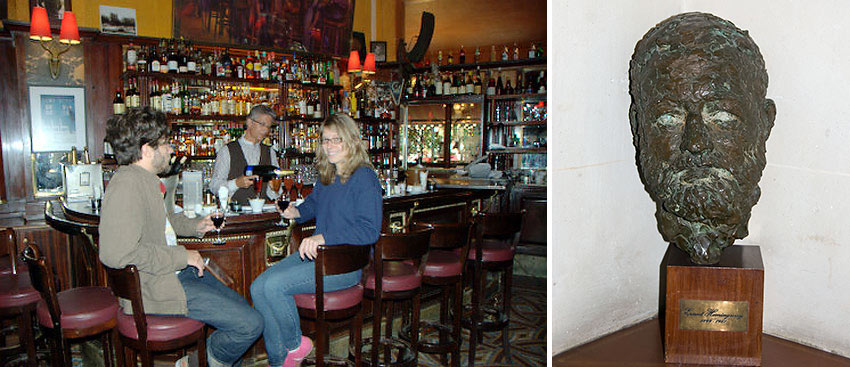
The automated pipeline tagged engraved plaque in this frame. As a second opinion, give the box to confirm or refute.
[679,300,749,332]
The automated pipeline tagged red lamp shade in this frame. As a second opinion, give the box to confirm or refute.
[30,6,52,41]
[59,11,80,44]
[347,50,361,73]
[362,53,376,74]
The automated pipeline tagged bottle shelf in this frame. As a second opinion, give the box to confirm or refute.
[487,93,546,101]
[487,147,547,154]
[490,119,547,126]
[381,57,546,73]
[122,71,343,90]
[404,94,485,105]
[167,114,246,122]
[280,116,326,122]
[367,148,397,154]
[356,117,398,125]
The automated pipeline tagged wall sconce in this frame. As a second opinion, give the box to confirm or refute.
[30,6,81,79]
[348,50,377,90]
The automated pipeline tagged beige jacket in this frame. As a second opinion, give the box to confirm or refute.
[99,164,203,315]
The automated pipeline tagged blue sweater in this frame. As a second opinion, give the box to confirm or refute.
[296,166,382,246]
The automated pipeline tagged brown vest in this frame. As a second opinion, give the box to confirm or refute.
[227,140,272,205]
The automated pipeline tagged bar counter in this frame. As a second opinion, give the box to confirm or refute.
[45,188,496,295]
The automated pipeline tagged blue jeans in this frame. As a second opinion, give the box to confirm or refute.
[250,252,361,365]
[179,267,264,365]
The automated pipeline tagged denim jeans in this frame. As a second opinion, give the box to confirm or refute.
[179,267,264,366]
[250,252,361,365]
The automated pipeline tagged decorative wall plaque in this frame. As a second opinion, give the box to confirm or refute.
[679,299,748,332]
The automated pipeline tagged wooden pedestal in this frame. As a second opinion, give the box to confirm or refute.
[661,244,764,366]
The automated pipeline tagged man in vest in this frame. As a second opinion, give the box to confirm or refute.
[211,105,281,206]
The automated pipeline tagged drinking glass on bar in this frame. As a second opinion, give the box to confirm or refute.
[211,206,226,245]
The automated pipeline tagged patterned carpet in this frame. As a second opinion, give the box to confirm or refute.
[417,276,547,367]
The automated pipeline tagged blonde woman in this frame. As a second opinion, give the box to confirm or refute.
[250,113,382,367]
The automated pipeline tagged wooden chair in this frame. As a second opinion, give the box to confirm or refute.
[0,235,41,367]
[294,244,373,367]
[464,211,523,366]
[105,265,207,367]
[404,220,473,367]
[21,242,120,367]
[363,225,433,367]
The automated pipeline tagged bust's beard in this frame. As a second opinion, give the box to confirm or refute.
[641,150,765,264]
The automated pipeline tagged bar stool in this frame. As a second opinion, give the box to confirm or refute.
[106,265,207,367]
[21,242,120,367]
[363,225,433,367]
[293,244,372,367]
[0,234,42,367]
[405,220,472,367]
[464,211,522,366]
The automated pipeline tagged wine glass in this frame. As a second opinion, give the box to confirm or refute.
[211,207,226,245]
[252,177,263,199]
[269,175,282,195]
[283,176,294,202]
[295,178,304,200]
[276,196,290,227]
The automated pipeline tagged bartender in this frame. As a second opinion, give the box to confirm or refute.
[210,105,281,206]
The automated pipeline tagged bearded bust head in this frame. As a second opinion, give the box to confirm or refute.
[629,12,776,265]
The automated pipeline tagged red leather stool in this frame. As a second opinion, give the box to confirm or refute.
[106,265,207,367]
[463,211,522,366]
[0,233,41,367]
[363,225,432,367]
[403,221,472,367]
[22,243,121,366]
[293,244,372,367]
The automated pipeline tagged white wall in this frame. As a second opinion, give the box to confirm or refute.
[552,0,850,357]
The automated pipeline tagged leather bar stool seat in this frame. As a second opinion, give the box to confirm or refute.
[35,286,118,330]
[294,283,364,311]
[423,250,463,277]
[0,274,40,308]
[116,312,204,342]
[461,239,515,262]
[365,261,423,292]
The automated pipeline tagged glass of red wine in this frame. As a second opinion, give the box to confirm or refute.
[276,197,290,227]
[211,207,226,244]
[295,179,304,200]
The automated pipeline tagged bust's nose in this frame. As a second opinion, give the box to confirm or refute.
[680,111,714,154]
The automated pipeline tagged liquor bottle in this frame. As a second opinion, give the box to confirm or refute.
[136,45,148,72]
[236,58,245,79]
[486,71,496,96]
[113,90,125,115]
[537,70,546,93]
[167,41,179,73]
[186,43,197,74]
[529,43,537,59]
[502,46,509,61]
[260,51,270,80]
[513,43,520,60]
[434,73,443,96]
[490,45,497,62]
[126,43,137,71]
[178,41,188,73]
[448,51,454,65]
[459,45,466,64]
[427,75,436,97]
[505,78,514,95]
[442,73,452,96]
[149,45,161,73]
[474,47,481,63]
[253,51,263,79]
[465,71,474,94]
[160,81,173,113]
[450,72,460,95]
[150,82,161,111]
[220,48,233,77]
[496,70,504,95]
[473,71,483,95]
[438,50,443,65]
[127,78,141,107]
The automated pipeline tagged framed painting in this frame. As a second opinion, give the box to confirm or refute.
[371,41,387,62]
[29,86,87,152]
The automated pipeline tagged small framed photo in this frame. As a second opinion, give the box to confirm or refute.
[371,41,387,63]
[99,5,137,35]
[29,86,87,152]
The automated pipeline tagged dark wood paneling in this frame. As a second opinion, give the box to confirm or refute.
[1,34,29,201]
[84,41,122,158]
[14,225,72,291]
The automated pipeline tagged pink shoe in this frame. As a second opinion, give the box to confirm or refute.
[282,336,313,367]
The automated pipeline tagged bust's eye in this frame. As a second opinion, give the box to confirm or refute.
[704,110,739,128]
[655,112,684,128]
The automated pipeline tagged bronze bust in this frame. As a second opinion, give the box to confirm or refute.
[629,12,776,265]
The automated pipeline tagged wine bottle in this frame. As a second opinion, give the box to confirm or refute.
[459,45,466,64]
[113,90,125,115]
[158,155,189,178]
[245,165,294,181]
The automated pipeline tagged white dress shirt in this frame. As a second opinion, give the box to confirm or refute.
[210,137,280,200]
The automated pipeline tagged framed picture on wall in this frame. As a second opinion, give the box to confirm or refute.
[99,5,138,35]
[371,41,387,62]
[29,86,87,152]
